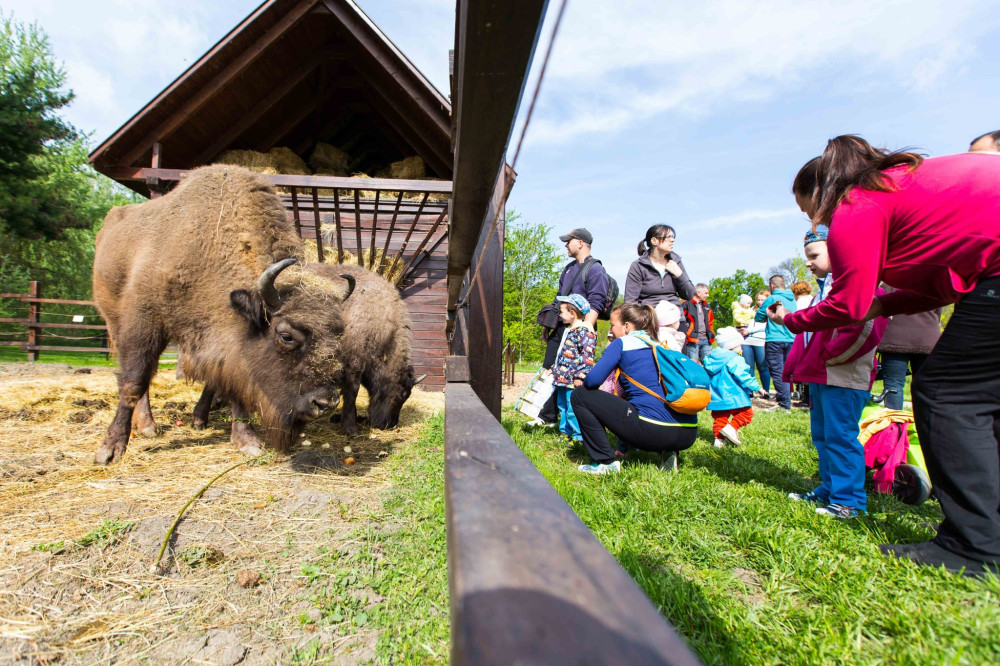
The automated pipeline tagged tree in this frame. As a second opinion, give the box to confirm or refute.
[708,269,768,328]
[767,256,814,292]
[502,210,562,363]
[0,13,89,239]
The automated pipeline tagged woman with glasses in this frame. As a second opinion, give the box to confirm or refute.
[623,224,695,307]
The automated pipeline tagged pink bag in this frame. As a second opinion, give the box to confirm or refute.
[863,423,909,494]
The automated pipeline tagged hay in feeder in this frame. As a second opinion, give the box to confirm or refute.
[267,147,310,175]
[302,242,405,283]
[389,156,426,180]
[309,143,350,173]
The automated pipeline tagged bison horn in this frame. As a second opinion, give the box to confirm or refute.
[340,274,356,300]
[257,258,297,309]
[413,374,427,385]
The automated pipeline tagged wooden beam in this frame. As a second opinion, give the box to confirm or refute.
[357,84,452,177]
[192,53,330,165]
[258,83,338,151]
[448,0,547,310]
[116,0,319,166]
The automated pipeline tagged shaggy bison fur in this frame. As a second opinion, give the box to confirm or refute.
[92,165,352,464]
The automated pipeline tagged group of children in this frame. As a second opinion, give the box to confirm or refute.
[547,223,885,520]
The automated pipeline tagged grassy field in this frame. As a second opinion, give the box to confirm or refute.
[0,346,117,366]
[502,407,1000,666]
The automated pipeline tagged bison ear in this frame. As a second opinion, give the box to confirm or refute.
[230,289,268,332]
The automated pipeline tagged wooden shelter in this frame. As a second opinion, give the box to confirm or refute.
[89,0,468,393]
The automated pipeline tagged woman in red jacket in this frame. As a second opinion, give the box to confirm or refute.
[768,135,1000,577]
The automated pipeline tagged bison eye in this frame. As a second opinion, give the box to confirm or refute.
[275,330,301,351]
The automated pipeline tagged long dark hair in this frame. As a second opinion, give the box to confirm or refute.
[637,224,676,256]
[613,303,659,340]
[805,135,923,228]
[792,156,820,200]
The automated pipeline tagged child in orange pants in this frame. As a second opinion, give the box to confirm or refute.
[703,327,761,447]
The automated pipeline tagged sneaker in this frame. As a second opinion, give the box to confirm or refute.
[527,417,556,428]
[788,491,823,503]
[578,460,621,475]
[720,424,741,446]
[713,438,726,449]
[815,503,863,519]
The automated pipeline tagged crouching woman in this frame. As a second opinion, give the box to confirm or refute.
[571,303,698,475]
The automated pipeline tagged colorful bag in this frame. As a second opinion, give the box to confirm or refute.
[619,334,711,414]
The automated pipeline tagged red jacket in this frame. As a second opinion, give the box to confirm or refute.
[680,299,715,345]
[783,279,888,391]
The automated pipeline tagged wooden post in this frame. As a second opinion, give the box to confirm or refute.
[147,142,165,199]
[26,281,39,362]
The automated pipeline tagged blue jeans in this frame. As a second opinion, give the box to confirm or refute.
[742,344,770,393]
[555,386,581,440]
[880,352,927,410]
[683,340,711,362]
[809,383,869,510]
[765,341,793,408]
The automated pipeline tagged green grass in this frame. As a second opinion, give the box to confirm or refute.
[0,346,115,366]
[300,415,449,664]
[502,407,1000,666]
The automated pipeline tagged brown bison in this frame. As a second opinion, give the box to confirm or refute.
[192,263,422,437]
[92,165,354,464]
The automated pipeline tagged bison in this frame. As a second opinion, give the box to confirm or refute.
[92,165,354,464]
[191,263,422,437]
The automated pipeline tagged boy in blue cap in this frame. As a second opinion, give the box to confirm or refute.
[551,294,598,442]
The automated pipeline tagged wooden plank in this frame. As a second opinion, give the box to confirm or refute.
[444,383,702,666]
[23,322,107,330]
[24,346,112,353]
[26,281,39,362]
[353,188,363,261]
[116,0,319,166]
[397,210,447,286]
[290,188,302,236]
[332,188,343,263]
[311,187,325,263]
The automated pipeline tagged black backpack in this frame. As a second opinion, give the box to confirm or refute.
[579,258,618,320]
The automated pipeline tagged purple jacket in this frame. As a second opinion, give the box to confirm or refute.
[558,258,611,316]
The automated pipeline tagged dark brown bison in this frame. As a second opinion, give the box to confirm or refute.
[191,263,422,437]
[92,165,354,464]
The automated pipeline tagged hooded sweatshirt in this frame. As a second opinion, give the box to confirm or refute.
[753,288,797,343]
[703,347,762,410]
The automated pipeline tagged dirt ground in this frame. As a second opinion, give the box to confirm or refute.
[501,372,537,409]
[0,363,443,665]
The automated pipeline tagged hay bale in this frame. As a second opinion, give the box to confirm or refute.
[340,172,378,200]
[390,156,426,180]
[267,147,310,175]
[214,149,278,172]
[309,143,350,173]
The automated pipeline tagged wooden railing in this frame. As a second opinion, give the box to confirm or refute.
[444,358,701,665]
[501,339,517,386]
[0,282,175,363]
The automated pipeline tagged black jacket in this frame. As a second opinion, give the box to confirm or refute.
[623,252,695,307]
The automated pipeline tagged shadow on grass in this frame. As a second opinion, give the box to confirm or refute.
[618,548,749,666]
[684,445,815,495]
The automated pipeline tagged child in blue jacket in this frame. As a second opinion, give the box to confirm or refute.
[703,327,762,447]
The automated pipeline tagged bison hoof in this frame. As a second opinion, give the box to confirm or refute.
[136,425,159,438]
[342,425,360,437]
[238,443,264,457]
[94,443,121,465]
[192,418,207,430]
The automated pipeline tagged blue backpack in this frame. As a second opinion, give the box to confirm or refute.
[618,334,711,414]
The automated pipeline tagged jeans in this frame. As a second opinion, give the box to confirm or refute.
[683,340,711,362]
[765,341,793,408]
[809,383,869,510]
[741,344,770,393]
[570,387,697,464]
[555,386,581,440]
[879,352,927,410]
[911,277,1000,562]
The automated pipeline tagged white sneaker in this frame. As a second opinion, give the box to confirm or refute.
[526,417,555,428]
[578,460,621,475]
[713,438,726,448]
[720,424,741,446]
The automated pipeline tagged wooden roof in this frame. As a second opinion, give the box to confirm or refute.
[89,0,453,192]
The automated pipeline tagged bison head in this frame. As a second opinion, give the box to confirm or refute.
[363,364,425,430]
[226,258,355,450]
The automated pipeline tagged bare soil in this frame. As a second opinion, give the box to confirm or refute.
[0,362,442,664]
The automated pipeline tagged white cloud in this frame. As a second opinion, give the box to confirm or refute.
[523,0,999,144]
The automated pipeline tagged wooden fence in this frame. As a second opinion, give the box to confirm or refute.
[501,339,518,386]
[0,282,177,363]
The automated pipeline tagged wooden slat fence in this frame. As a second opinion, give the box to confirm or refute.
[501,339,517,386]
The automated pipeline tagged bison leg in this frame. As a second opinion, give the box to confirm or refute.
[192,386,216,430]
[340,376,361,437]
[229,400,264,457]
[131,391,159,437]
[96,331,165,465]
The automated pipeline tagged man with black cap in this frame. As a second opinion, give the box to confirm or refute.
[531,227,611,426]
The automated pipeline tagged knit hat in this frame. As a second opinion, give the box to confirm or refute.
[715,326,744,351]
[556,293,591,315]
[803,225,829,246]
[654,300,681,326]
[738,294,752,308]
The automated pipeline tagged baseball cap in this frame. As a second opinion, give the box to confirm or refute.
[559,228,593,244]
[556,294,591,315]
[803,225,829,246]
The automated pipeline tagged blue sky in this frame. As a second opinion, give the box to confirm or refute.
[5,0,999,289]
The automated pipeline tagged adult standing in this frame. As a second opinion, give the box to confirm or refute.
[754,275,797,410]
[742,291,771,399]
[624,224,695,307]
[877,285,941,411]
[680,283,715,362]
[770,134,1000,576]
[532,228,611,426]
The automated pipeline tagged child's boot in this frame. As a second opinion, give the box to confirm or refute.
[720,424,741,446]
